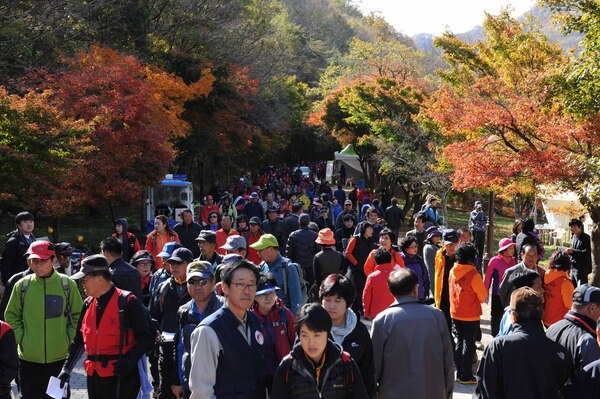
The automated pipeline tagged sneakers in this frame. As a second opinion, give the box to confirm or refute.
[457,377,477,385]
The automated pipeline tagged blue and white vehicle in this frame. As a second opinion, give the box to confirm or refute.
[145,174,194,233]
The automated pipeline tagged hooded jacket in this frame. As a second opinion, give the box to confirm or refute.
[330,308,376,398]
[250,297,295,377]
[111,218,141,262]
[449,263,486,321]
[363,263,396,319]
[543,268,573,327]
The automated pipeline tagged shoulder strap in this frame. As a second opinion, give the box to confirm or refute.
[60,275,74,328]
[340,351,355,395]
[117,290,135,356]
[20,274,33,311]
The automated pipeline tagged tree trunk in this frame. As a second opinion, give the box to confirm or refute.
[589,205,600,286]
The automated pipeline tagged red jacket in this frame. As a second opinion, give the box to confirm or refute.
[215,229,239,256]
[81,289,135,377]
[363,262,396,319]
[250,298,295,361]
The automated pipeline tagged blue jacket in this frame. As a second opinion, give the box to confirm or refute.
[260,255,303,314]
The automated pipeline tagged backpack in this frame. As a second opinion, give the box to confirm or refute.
[116,290,159,354]
[282,260,308,306]
[21,274,74,328]
[0,321,11,340]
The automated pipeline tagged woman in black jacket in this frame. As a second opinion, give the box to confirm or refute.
[271,303,368,399]
[319,274,376,398]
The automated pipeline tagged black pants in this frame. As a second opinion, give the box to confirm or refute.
[472,230,485,258]
[490,294,504,337]
[19,358,67,399]
[453,319,479,380]
[87,370,140,399]
[159,341,176,399]
[571,267,590,286]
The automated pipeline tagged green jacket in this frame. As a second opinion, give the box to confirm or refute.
[4,270,83,363]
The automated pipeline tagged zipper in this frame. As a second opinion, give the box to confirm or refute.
[317,357,342,396]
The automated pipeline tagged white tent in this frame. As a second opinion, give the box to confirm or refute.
[334,144,363,183]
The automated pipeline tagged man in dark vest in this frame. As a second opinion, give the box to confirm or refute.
[188,259,265,399]
[58,255,152,399]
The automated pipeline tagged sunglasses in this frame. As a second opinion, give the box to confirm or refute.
[209,215,218,219]
[188,278,209,286]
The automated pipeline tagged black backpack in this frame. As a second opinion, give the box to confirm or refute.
[84,290,158,355]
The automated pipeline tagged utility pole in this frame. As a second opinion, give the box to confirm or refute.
[482,191,495,275]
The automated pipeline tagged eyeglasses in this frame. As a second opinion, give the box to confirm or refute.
[209,215,218,219]
[257,291,276,298]
[188,278,209,286]
[232,282,257,292]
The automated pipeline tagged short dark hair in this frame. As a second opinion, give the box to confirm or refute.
[456,242,477,265]
[374,247,391,265]
[237,214,248,223]
[292,202,303,213]
[568,218,583,228]
[399,235,417,251]
[100,236,123,256]
[388,268,418,297]
[15,211,34,224]
[294,303,332,335]
[548,249,572,271]
[391,198,398,205]
[359,221,374,237]
[522,219,535,234]
[414,212,426,223]
[221,258,260,286]
[508,269,540,289]
[319,274,355,307]
[181,209,193,215]
[343,214,355,222]
[520,243,538,255]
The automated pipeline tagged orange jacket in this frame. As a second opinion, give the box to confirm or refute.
[363,248,404,277]
[449,264,487,321]
[145,231,179,269]
[543,269,574,327]
[434,247,449,308]
[363,262,396,318]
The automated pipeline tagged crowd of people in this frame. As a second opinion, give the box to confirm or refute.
[0,167,598,399]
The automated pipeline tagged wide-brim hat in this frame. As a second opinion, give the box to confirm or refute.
[316,228,335,245]
[498,237,515,253]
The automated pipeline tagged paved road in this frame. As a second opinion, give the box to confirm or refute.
[11,302,493,398]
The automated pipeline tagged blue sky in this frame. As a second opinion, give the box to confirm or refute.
[357,0,536,36]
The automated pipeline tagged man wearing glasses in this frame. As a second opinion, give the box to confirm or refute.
[189,259,265,399]
[172,261,224,398]
[150,248,193,399]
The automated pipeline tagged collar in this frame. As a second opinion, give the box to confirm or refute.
[565,310,598,336]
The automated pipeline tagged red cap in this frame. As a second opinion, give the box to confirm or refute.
[25,241,55,260]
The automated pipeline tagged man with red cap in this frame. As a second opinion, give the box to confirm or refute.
[4,241,83,399]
